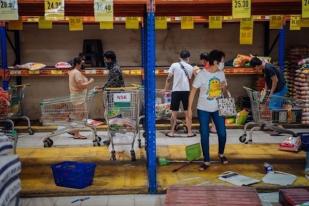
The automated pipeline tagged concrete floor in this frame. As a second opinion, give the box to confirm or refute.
[13,128,309,206]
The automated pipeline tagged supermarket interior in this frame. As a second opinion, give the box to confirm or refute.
[1,0,309,206]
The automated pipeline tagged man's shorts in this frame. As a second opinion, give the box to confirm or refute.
[170,91,190,111]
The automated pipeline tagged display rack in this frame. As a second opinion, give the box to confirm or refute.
[0,0,306,193]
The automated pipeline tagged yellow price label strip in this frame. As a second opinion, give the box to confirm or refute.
[269,15,284,29]
[303,0,309,18]
[28,70,40,75]
[155,16,167,30]
[302,18,309,27]
[51,70,63,75]
[125,17,139,29]
[240,18,253,45]
[38,16,52,29]
[232,0,251,19]
[209,16,222,29]
[0,0,19,21]
[100,21,113,29]
[69,17,83,31]
[44,0,64,21]
[290,15,301,31]
[8,20,23,30]
[181,16,194,30]
[94,0,113,22]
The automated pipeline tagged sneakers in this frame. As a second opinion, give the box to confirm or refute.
[199,163,210,171]
[219,155,229,164]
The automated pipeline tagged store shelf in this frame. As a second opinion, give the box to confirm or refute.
[17,0,301,17]
[8,67,261,77]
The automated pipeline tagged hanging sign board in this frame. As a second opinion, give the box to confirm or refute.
[38,17,53,29]
[181,16,194,30]
[270,15,284,29]
[209,16,222,29]
[94,0,113,22]
[0,0,18,20]
[100,21,113,29]
[240,18,253,45]
[8,20,23,30]
[155,16,167,30]
[69,17,83,31]
[232,0,251,19]
[303,0,309,18]
[44,0,64,21]
[125,17,139,29]
[290,15,301,30]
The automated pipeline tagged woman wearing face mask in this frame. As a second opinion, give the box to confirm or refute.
[188,50,228,171]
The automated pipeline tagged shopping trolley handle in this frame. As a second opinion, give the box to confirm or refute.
[11,84,31,88]
[104,86,139,91]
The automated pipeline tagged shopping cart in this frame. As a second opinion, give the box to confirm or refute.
[103,88,140,161]
[0,84,33,135]
[137,89,188,147]
[40,89,101,147]
[239,87,303,143]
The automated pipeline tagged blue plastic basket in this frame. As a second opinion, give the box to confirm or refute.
[300,133,309,151]
[51,161,96,189]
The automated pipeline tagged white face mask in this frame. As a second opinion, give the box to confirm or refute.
[218,62,225,71]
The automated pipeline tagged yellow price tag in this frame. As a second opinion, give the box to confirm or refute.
[223,16,233,21]
[94,0,113,22]
[100,21,113,29]
[270,15,284,29]
[44,0,64,21]
[240,18,253,45]
[155,16,167,30]
[290,15,301,31]
[8,20,23,30]
[181,16,194,30]
[28,70,40,75]
[232,0,251,19]
[209,16,222,29]
[69,17,83,31]
[301,18,309,27]
[125,17,139,29]
[51,70,63,75]
[303,0,309,18]
[0,0,18,20]
[38,17,52,29]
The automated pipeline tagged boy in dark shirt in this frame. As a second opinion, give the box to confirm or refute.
[250,57,288,110]
[102,51,125,89]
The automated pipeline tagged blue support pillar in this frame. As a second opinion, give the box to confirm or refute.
[278,26,286,73]
[145,5,157,193]
[0,26,9,90]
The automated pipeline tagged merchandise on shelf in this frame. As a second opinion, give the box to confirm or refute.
[55,62,72,69]
[15,62,46,70]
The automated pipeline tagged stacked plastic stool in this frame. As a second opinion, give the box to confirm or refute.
[0,133,22,206]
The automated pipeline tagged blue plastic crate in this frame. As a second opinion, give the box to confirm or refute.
[300,133,309,151]
[51,161,96,189]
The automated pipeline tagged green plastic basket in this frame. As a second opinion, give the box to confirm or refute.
[186,143,201,161]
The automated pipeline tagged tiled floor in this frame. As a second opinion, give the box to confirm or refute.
[14,128,309,206]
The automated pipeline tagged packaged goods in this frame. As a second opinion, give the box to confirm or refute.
[55,62,72,69]
[16,62,46,70]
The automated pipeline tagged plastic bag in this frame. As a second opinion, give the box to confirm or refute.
[236,109,249,125]
[279,136,301,152]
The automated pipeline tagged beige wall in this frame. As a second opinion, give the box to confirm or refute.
[4,22,309,119]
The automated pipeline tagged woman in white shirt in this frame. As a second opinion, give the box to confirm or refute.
[188,50,228,171]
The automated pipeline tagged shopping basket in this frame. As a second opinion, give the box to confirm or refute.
[51,161,96,189]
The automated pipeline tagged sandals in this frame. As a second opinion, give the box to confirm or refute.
[199,163,210,171]
[219,155,228,164]
[68,132,87,140]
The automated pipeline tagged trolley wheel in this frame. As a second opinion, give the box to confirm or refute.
[143,132,146,138]
[28,128,34,135]
[43,138,53,147]
[130,150,136,162]
[183,125,188,133]
[111,151,116,161]
[138,139,142,148]
[93,140,101,147]
[239,134,247,143]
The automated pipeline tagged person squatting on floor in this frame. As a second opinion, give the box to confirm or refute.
[188,50,228,171]
[163,50,195,137]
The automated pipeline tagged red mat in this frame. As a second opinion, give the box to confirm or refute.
[165,186,262,206]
